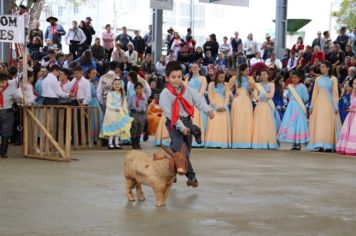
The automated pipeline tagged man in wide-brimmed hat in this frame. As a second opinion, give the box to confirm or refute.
[18,4,30,30]
[45,16,66,50]
[165,27,174,54]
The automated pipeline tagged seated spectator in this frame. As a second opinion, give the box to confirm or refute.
[193,46,204,62]
[18,70,36,105]
[75,50,96,74]
[329,43,345,74]
[345,44,355,57]
[311,46,325,65]
[177,43,194,63]
[63,53,74,70]
[291,36,304,54]
[297,46,313,71]
[56,52,66,69]
[140,53,157,81]
[147,95,163,135]
[148,80,160,102]
[124,42,138,65]
[166,49,176,63]
[111,41,125,63]
[216,52,228,71]
[203,51,215,66]
[250,52,264,66]
[91,37,106,74]
[287,51,298,71]
[41,49,57,68]
[265,52,282,70]
[119,55,132,74]
[281,49,290,69]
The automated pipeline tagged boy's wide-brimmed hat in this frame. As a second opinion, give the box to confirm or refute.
[46,16,58,22]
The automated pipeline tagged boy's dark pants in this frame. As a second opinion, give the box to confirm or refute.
[130,111,146,144]
[0,109,14,156]
[165,118,195,180]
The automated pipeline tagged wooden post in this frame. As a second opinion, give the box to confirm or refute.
[80,106,86,148]
[23,107,29,156]
[65,106,72,160]
[87,107,93,148]
[73,107,79,149]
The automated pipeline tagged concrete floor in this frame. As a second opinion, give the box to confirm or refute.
[1,144,356,236]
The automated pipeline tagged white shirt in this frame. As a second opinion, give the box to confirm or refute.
[155,61,166,77]
[287,57,298,70]
[18,84,36,105]
[124,50,138,65]
[65,28,86,45]
[68,77,91,105]
[42,73,68,98]
[61,81,72,93]
[250,57,264,66]
[243,39,258,56]
[265,58,283,69]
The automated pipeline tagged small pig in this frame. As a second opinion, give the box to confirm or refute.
[124,144,187,207]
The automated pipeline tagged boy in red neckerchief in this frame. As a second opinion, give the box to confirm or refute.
[159,61,214,187]
[0,71,20,158]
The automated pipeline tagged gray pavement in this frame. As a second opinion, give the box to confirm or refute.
[1,144,356,236]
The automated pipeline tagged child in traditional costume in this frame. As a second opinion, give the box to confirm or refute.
[336,78,356,156]
[229,63,255,148]
[100,79,133,149]
[159,61,214,188]
[252,69,279,149]
[147,94,163,135]
[205,70,231,148]
[184,62,207,147]
[307,61,341,152]
[277,70,309,150]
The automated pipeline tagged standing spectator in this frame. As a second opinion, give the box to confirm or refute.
[349,27,356,54]
[329,44,345,75]
[83,17,96,49]
[312,31,322,50]
[165,27,174,53]
[68,66,91,106]
[155,55,166,88]
[261,33,274,60]
[186,27,192,41]
[111,42,125,63]
[102,24,115,62]
[231,31,242,57]
[97,61,122,107]
[133,30,146,63]
[91,38,106,75]
[65,20,86,59]
[115,26,133,51]
[334,26,350,52]
[28,20,43,47]
[219,36,232,56]
[171,32,185,59]
[34,66,47,104]
[42,65,68,105]
[63,53,74,70]
[144,25,152,55]
[243,33,258,59]
[321,31,332,59]
[125,42,138,65]
[291,36,304,54]
[203,34,219,60]
[44,16,66,50]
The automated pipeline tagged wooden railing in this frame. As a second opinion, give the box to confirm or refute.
[23,105,102,162]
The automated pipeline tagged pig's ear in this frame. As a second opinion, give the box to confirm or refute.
[180,143,187,155]
[161,146,175,157]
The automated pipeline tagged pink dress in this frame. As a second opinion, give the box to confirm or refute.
[336,94,356,156]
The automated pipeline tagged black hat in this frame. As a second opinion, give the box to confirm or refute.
[46,16,58,22]
[86,16,93,21]
[209,33,216,38]
[19,5,28,10]
[167,27,174,33]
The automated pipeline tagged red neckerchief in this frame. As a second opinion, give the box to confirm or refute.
[165,83,194,130]
[0,83,9,108]
[51,24,57,35]
[136,94,144,108]
[70,78,80,96]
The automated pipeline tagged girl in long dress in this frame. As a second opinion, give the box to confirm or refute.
[184,62,207,147]
[336,78,356,156]
[147,95,163,135]
[100,79,133,149]
[252,69,279,149]
[205,70,231,148]
[229,63,255,148]
[307,61,341,152]
[277,70,309,150]
[153,114,170,147]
